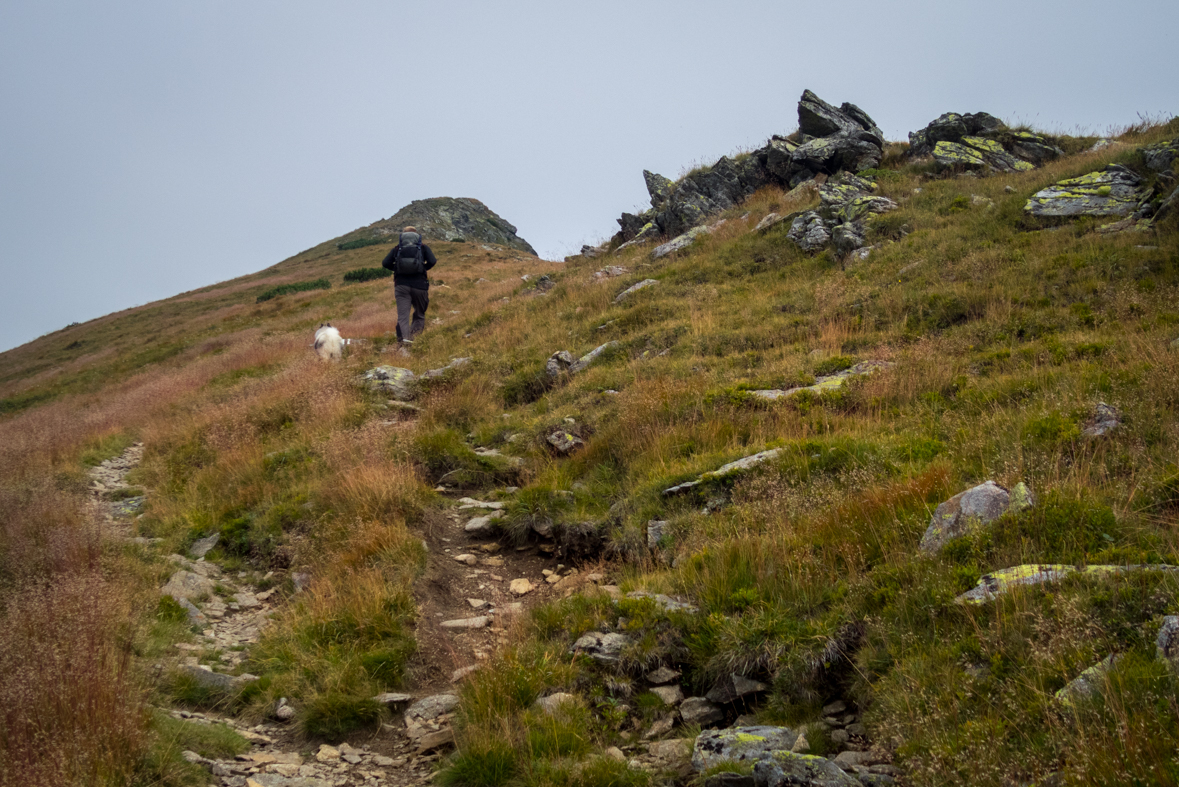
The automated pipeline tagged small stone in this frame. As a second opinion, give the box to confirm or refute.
[822,700,848,716]
[417,728,455,754]
[644,714,677,740]
[646,666,681,685]
[440,616,489,629]
[467,598,487,609]
[791,732,810,753]
[509,578,534,596]
[847,722,867,736]
[316,745,340,762]
[831,728,850,744]
[545,574,561,585]
[534,693,579,713]
[650,685,684,706]
[605,746,626,762]
[679,697,724,727]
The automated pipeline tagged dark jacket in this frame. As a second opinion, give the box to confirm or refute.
[381,234,438,290]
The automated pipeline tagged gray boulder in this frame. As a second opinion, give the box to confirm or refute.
[933,137,1034,173]
[1157,616,1179,670]
[647,520,669,550]
[1082,402,1122,438]
[753,752,860,787]
[787,212,831,252]
[176,666,244,695]
[706,674,769,705]
[188,533,220,559]
[572,631,631,664]
[422,357,472,380]
[1055,654,1123,708]
[405,694,460,723]
[791,133,882,184]
[161,570,214,602]
[1142,138,1179,174]
[653,223,719,259]
[545,351,576,378]
[680,697,725,727]
[909,112,1005,155]
[692,726,801,772]
[1025,165,1144,218]
[547,430,585,454]
[570,341,619,374]
[909,111,1060,172]
[798,90,883,143]
[919,480,1028,552]
[362,366,417,401]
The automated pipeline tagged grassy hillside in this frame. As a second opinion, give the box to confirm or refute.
[1,117,1178,787]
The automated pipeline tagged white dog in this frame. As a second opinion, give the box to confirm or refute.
[312,323,344,361]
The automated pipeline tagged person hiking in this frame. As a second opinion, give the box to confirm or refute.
[381,226,437,344]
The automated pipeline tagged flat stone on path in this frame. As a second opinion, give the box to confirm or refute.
[440,616,490,629]
[161,570,214,601]
[509,578,534,596]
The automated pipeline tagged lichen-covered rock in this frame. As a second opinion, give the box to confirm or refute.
[362,366,417,401]
[749,360,892,402]
[1141,138,1179,174]
[645,170,675,208]
[547,430,585,454]
[1056,654,1123,708]
[909,111,1060,173]
[956,563,1179,604]
[1025,165,1144,217]
[405,694,460,723]
[753,751,860,787]
[625,590,698,613]
[790,133,883,183]
[919,480,1014,552]
[366,196,537,255]
[831,222,866,256]
[692,726,800,772]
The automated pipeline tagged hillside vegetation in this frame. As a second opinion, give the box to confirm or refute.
[1,113,1179,787]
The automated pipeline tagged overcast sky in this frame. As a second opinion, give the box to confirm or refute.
[1,0,1176,354]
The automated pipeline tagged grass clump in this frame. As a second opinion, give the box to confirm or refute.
[336,237,388,251]
[255,278,330,303]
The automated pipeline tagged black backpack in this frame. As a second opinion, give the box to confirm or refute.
[392,232,426,276]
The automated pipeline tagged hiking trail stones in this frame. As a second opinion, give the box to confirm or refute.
[919,480,1036,552]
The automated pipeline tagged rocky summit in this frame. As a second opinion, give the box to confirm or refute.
[358,196,537,254]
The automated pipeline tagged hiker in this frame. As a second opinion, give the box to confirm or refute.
[381,226,438,344]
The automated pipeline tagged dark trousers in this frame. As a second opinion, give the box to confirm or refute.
[395,285,429,341]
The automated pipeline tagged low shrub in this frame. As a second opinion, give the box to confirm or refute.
[255,278,330,303]
[343,267,393,283]
[301,693,384,739]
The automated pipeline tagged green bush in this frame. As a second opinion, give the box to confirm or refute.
[336,237,387,251]
[255,278,330,303]
[438,741,517,787]
[343,267,393,283]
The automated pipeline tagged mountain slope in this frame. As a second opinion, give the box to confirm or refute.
[2,117,1179,787]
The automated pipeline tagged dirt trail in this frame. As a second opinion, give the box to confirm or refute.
[87,443,600,786]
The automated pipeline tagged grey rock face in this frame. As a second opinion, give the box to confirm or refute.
[645,170,675,208]
[546,351,576,378]
[653,224,719,259]
[651,685,685,706]
[706,674,769,704]
[909,111,1060,173]
[572,631,632,664]
[647,666,681,685]
[647,520,669,550]
[362,366,417,401]
[365,197,536,255]
[753,751,860,787]
[919,480,1014,552]
[570,341,619,374]
[679,697,724,727]
[1025,165,1144,218]
[422,357,472,380]
[178,597,206,625]
[909,111,1005,155]
[663,448,784,496]
[693,726,800,772]
[1055,654,1123,707]
[784,173,894,256]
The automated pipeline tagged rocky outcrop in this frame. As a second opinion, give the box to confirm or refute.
[781,174,896,256]
[909,112,1062,173]
[360,197,537,255]
[692,726,801,773]
[1025,165,1144,217]
[753,752,861,787]
[918,480,1035,552]
[610,90,883,247]
[545,342,619,379]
